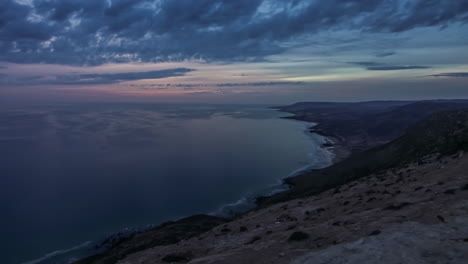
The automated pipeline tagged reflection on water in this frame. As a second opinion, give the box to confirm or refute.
[0,103,331,264]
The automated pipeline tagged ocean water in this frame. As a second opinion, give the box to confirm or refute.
[0,103,331,264]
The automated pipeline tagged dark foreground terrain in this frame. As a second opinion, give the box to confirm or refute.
[75,215,227,264]
[74,100,468,264]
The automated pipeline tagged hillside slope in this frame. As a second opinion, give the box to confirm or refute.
[279,100,468,151]
[74,215,227,264]
[259,109,468,205]
[118,137,468,264]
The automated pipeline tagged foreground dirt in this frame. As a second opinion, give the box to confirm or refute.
[118,153,468,264]
[292,216,468,264]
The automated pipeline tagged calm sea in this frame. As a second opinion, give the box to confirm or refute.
[0,103,331,264]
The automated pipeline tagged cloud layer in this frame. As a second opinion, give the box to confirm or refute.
[430,72,468,78]
[1,0,468,65]
[349,62,430,71]
[1,68,194,85]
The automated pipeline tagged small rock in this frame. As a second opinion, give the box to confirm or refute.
[444,189,457,195]
[162,253,192,263]
[277,214,298,222]
[221,228,231,233]
[384,202,411,210]
[437,215,446,223]
[288,231,310,241]
[316,207,326,213]
[247,235,262,244]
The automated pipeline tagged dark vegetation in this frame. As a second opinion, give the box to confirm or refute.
[161,252,192,263]
[384,202,412,211]
[74,215,227,264]
[288,231,310,241]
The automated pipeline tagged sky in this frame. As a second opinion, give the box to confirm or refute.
[0,0,468,104]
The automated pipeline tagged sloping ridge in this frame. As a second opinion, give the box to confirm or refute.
[74,215,227,264]
[391,108,468,160]
[259,108,468,205]
[280,100,468,151]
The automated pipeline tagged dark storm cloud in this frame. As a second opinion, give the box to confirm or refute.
[60,68,194,84]
[0,1,53,40]
[375,52,396,57]
[3,68,194,85]
[349,62,383,67]
[367,65,431,71]
[1,0,468,65]
[217,82,303,87]
[126,81,304,90]
[349,62,430,71]
[429,72,468,78]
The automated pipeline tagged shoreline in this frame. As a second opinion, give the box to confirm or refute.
[282,115,351,169]
[73,107,468,264]
[15,102,468,264]
[212,114,340,217]
[321,135,352,164]
[45,108,344,264]
[277,110,351,164]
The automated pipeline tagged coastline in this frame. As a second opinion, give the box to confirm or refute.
[212,115,341,217]
[286,114,352,165]
[254,113,352,207]
[29,107,340,264]
[317,133,351,164]
[73,107,468,264]
[29,101,468,264]
[75,109,342,263]
[274,106,352,165]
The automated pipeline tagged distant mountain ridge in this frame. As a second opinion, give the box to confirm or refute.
[278,100,468,151]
